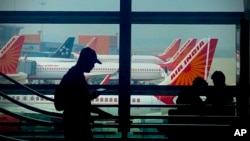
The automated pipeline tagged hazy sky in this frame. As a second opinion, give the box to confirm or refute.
[0,0,244,12]
[0,0,243,57]
[11,23,236,57]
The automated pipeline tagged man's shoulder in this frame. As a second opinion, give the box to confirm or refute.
[61,68,79,81]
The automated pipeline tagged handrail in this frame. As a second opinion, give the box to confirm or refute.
[130,103,236,108]
[0,72,240,140]
[0,134,29,141]
[130,115,237,119]
[0,107,55,126]
[0,107,119,128]
[0,72,54,101]
[0,90,121,121]
[0,90,62,117]
[130,123,231,128]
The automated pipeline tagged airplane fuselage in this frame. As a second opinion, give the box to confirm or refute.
[74,54,165,64]
[0,94,170,116]
[19,57,76,62]
[28,62,165,81]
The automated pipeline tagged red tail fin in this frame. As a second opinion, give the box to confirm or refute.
[160,38,197,71]
[156,38,181,61]
[160,38,218,86]
[86,37,98,50]
[0,35,25,74]
[74,37,98,55]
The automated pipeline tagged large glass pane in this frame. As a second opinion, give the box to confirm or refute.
[131,24,237,86]
[130,24,237,126]
[132,0,244,12]
[0,0,119,11]
[0,24,119,85]
[0,24,119,136]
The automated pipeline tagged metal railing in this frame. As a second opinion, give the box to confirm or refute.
[0,72,240,140]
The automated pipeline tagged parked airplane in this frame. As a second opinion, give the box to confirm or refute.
[94,38,218,106]
[154,38,218,105]
[0,38,218,133]
[0,38,218,125]
[73,37,181,64]
[0,35,27,84]
[0,38,218,116]
[19,37,76,63]
[12,38,167,83]
[159,38,218,85]
[27,61,165,81]
[95,38,217,115]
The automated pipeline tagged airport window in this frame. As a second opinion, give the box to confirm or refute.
[0,23,119,85]
[30,96,34,101]
[105,98,108,102]
[137,98,140,103]
[131,24,238,86]
[132,0,244,12]
[23,96,27,101]
[132,98,136,103]
[96,98,99,102]
[109,97,113,102]
[0,1,245,138]
[1,1,243,86]
[0,0,119,11]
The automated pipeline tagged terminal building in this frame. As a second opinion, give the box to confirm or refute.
[0,25,119,56]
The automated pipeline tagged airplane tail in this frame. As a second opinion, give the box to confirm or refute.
[50,37,75,58]
[86,37,98,49]
[155,38,218,105]
[0,35,25,74]
[160,38,197,71]
[72,37,98,58]
[160,38,218,85]
[156,38,181,62]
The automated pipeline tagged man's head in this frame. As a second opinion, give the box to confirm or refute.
[192,76,208,92]
[211,71,225,86]
[76,47,102,72]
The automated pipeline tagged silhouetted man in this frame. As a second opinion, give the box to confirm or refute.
[54,47,112,141]
[166,77,208,140]
[175,76,207,115]
[206,70,234,115]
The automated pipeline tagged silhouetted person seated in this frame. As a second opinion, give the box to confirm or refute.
[165,77,208,140]
[205,71,235,116]
[172,76,207,115]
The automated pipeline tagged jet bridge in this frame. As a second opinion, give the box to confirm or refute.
[17,59,36,76]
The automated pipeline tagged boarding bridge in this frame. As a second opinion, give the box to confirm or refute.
[17,60,36,76]
[0,72,247,141]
